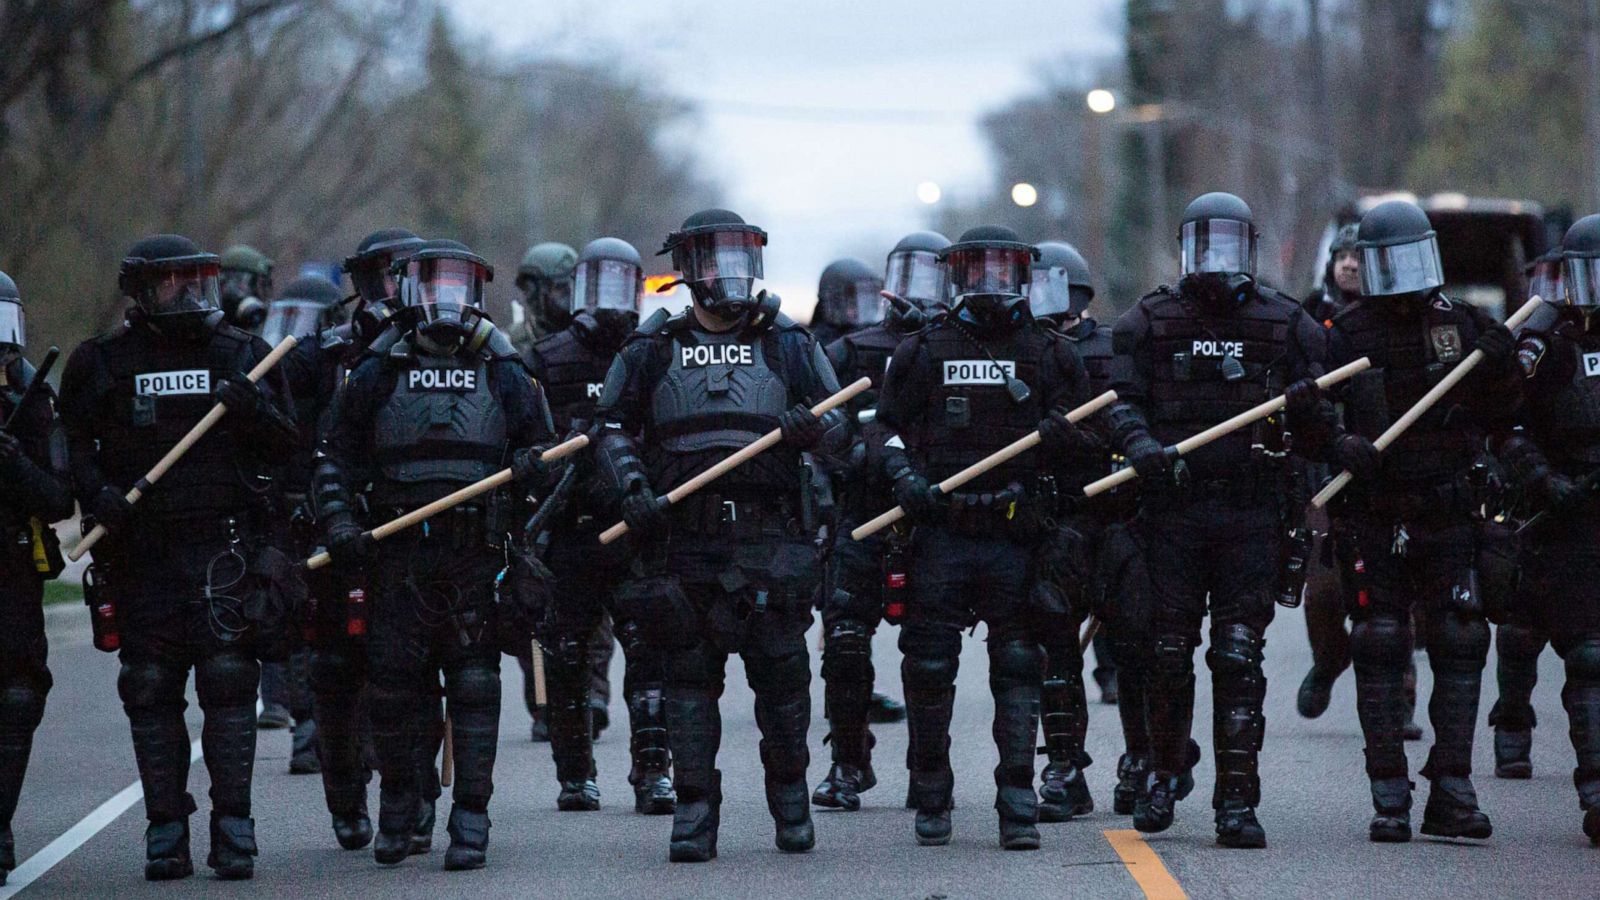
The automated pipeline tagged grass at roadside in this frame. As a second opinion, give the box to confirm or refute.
[43,580,84,606]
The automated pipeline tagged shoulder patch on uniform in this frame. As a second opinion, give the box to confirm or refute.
[1429,324,1463,363]
[1516,335,1547,378]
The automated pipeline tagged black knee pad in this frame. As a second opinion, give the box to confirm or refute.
[117,660,186,712]
[1152,633,1195,679]
[311,647,361,695]
[1349,616,1410,669]
[989,639,1044,692]
[747,647,810,696]
[196,653,260,708]
[1566,639,1600,682]
[1428,611,1490,674]
[820,620,873,684]
[1205,623,1264,681]
[450,666,500,711]
[902,652,958,693]
[0,682,48,731]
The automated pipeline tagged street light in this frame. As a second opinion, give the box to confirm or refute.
[1086,89,1116,115]
[1011,182,1038,207]
[916,181,942,204]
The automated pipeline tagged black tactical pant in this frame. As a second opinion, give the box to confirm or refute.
[1490,621,1548,738]
[1033,517,1097,785]
[536,531,666,788]
[1304,505,1352,680]
[1338,509,1487,786]
[900,526,1042,826]
[1092,520,1154,784]
[1517,500,1600,814]
[109,534,264,828]
[819,523,887,774]
[646,531,816,829]
[1136,495,1279,811]
[0,557,51,858]
[365,530,500,838]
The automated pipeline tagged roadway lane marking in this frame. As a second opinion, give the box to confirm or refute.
[1104,829,1187,900]
[0,700,259,898]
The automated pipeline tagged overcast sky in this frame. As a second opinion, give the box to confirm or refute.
[447,0,1122,308]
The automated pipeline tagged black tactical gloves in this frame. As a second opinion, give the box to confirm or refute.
[621,485,669,532]
[88,485,136,534]
[892,469,941,521]
[1123,431,1172,481]
[511,443,554,488]
[214,373,268,422]
[1037,410,1104,455]
[1474,323,1515,366]
[1283,377,1322,419]
[324,513,372,567]
[779,403,826,449]
[1334,433,1383,478]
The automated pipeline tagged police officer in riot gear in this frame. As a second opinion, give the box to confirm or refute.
[1486,249,1565,780]
[810,231,948,813]
[811,257,885,347]
[595,208,841,862]
[523,237,675,815]
[875,225,1094,849]
[1495,213,1600,843]
[219,245,274,333]
[58,235,299,880]
[0,271,74,886]
[1319,199,1519,843]
[512,242,580,350]
[1108,194,1329,847]
[317,240,557,870]
[263,275,348,778]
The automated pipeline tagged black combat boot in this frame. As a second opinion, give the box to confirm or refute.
[373,797,417,865]
[868,692,907,723]
[1214,802,1266,849]
[557,779,601,811]
[1134,772,1180,834]
[548,687,598,811]
[144,819,194,881]
[442,806,490,871]
[812,762,877,812]
[1494,730,1533,779]
[409,798,436,854]
[1112,754,1148,816]
[669,771,721,863]
[910,770,954,846]
[206,814,256,880]
[996,785,1040,851]
[290,718,320,775]
[767,779,815,853]
[1581,774,1600,847]
[1296,666,1337,719]
[1038,754,1094,823]
[331,809,373,851]
[1420,776,1492,839]
[627,687,675,815]
[1368,776,1412,843]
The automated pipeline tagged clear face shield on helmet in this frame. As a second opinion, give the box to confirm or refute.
[0,299,24,352]
[261,300,328,346]
[572,259,643,314]
[679,230,764,306]
[885,249,949,309]
[948,247,1033,300]
[1180,219,1257,277]
[839,278,887,327]
[350,261,400,308]
[142,263,222,317]
[1564,255,1600,309]
[400,257,486,339]
[1359,235,1445,297]
[1028,265,1073,319]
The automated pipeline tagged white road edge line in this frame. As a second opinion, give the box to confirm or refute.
[0,700,261,898]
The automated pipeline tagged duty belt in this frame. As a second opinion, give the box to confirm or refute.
[670,494,800,539]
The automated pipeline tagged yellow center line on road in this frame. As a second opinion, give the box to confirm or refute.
[1103,829,1188,900]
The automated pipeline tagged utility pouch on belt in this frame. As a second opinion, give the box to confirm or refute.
[27,517,64,579]
[613,574,698,650]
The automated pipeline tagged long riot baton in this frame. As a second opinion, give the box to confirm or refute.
[1311,296,1545,509]
[1082,357,1372,499]
[71,335,300,562]
[597,377,873,545]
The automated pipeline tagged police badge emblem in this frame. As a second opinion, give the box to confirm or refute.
[1429,325,1462,363]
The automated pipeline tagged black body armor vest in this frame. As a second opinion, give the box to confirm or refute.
[371,349,507,507]
[533,326,616,433]
[1520,320,1600,470]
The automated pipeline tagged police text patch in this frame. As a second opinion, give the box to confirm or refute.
[135,370,211,397]
[680,344,753,367]
[586,382,605,398]
[943,360,1015,385]
[1191,340,1244,359]
[1584,351,1600,378]
[407,368,478,391]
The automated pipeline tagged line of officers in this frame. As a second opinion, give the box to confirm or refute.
[3,191,1600,882]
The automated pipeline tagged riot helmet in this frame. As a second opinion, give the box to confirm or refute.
[1526,249,1565,306]
[815,258,886,329]
[395,239,492,350]
[1180,192,1257,278]
[515,242,579,332]
[262,274,345,346]
[571,237,643,347]
[1561,214,1600,309]
[0,270,23,357]
[1355,200,1445,298]
[943,225,1038,330]
[659,208,768,320]
[1030,241,1095,322]
[219,244,273,331]
[884,230,951,313]
[120,234,222,336]
[344,228,424,307]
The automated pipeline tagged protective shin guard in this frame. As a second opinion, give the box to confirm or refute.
[1208,624,1267,835]
[820,622,875,771]
[991,640,1042,850]
[1350,617,1413,782]
[1423,614,1491,781]
[445,666,500,814]
[756,689,813,852]
[0,683,46,837]
[1562,640,1600,843]
[1147,633,1197,782]
[627,686,675,814]
[368,685,422,864]
[118,661,197,826]
[666,690,721,862]
[196,653,261,820]
[1038,667,1093,822]
[313,688,369,818]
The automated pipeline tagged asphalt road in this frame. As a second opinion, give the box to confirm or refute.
[4,600,1595,899]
